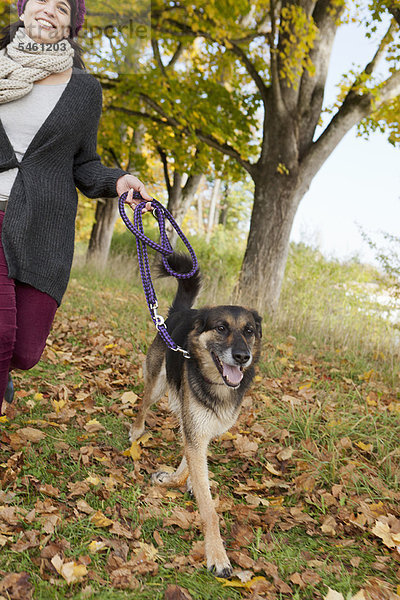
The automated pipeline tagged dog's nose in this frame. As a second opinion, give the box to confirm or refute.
[233,350,250,365]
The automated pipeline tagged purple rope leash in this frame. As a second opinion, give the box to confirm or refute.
[118,191,198,358]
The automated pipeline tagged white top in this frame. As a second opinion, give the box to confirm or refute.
[0,83,67,201]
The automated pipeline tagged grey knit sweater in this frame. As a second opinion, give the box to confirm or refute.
[0,68,126,305]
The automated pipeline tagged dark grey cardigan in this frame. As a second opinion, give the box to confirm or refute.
[0,68,126,305]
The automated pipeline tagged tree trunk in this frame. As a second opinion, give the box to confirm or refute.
[206,178,222,242]
[86,197,119,268]
[236,174,303,314]
[167,173,204,246]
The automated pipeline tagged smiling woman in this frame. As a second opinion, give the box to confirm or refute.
[0,0,153,414]
[20,0,76,43]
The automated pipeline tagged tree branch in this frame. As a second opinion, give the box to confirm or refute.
[157,145,172,195]
[374,68,400,106]
[388,3,400,26]
[111,97,256,177]
[167,42,184,69]
[151,39,167,77]
[153,18,269,107]
[228,40,269,106]
[363,21,397,76]
[109,105,166,126]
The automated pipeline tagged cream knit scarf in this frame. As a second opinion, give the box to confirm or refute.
[0,28,74,104]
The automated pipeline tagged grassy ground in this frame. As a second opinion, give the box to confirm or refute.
[1,247,400,600]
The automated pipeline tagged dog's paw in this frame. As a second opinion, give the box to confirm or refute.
[208,560,232,579]
[206,545,232,578]
[151,471,171,485]
[129,426,144,443]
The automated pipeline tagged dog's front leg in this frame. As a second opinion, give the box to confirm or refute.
[184,439,232,578]
[130,356,166,442]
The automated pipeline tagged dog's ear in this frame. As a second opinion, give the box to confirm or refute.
[193,309,208,334]
[251,311,262,338]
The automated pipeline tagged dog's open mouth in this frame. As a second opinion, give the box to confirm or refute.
[211,352,243,387]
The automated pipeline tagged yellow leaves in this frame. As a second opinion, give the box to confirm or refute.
[278,3,318,87]
[355,441,373,453]
[52,398,66,413]
[0,415,8,424]
[360,369,376,382]
[276,162,289,175]
[217,575,268,590]
[88,540,107,553]
[90,511,114,528]
[264,461,282,477]
[123,440,142,460]
[85,474,101,486]
[51,554,87,585]
[122,433,152,461]
[372,515,400,549]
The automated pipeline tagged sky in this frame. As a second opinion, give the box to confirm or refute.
[290,14,400,265]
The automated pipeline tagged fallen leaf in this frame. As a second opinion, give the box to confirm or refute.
[372,515,400,549]
[120,391,138,406]
[233,434,259,456]
[85,474,101,486]
[109,521,135,539]
[76,499,94,515]
[324,589,345,600]
[109,568,139,590]
[90,511,113,528]
[16,427,45,443]
[88,540,107,553]
[51,554,87,585]
[265,461,282,476]
[0,572,33,600]
[38,483,60,497]
[122,440,142,460]
[164,584,193,600]
[84,419,105,433]
[321,515,337,536]
[277,446,293,461]
[355,441,373,453]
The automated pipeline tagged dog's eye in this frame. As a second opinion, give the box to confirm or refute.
[245,326,254,335]
[216,325,227,333]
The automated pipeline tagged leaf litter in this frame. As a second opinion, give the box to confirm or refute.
[0,297,400,598]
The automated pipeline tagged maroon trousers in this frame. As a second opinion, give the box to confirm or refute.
[0,211,57,411]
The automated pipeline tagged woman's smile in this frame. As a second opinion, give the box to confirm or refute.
[21,0,71,43]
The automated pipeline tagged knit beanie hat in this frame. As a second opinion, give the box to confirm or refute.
[17,0,86,37]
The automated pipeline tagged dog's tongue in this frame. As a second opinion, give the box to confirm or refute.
[222,363,243,386]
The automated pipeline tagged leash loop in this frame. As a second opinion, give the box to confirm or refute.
[119,191,198,359]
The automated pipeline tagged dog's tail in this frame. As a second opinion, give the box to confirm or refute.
[158,252,201,312]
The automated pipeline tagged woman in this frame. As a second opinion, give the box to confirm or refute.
[0,0,152,414]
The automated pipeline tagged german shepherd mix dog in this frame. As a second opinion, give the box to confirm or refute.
[129,253,262,577]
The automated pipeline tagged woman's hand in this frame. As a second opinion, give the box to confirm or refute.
[116,174,153,212]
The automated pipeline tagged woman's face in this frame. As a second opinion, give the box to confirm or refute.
[20,0,72,43]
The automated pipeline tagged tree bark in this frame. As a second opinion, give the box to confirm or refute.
[86,197,119,269]
[166,173,205,246]
[235,175,303,313]
[206,178,222,243]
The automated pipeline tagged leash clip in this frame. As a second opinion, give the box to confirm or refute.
[151,302,166,330]
[172,346,191,360]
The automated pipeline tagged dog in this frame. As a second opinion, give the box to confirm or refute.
[129,253,262,577]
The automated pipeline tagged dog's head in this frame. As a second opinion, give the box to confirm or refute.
[188,306,262,388]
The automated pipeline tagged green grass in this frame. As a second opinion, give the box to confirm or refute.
[1,243,400,599]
